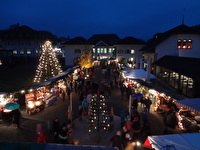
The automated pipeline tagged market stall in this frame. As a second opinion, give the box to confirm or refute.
[175,98,200,132]
[123,69,156,80]
[0,92,19,122]
[143,133,200,150]
[25,86,57,115]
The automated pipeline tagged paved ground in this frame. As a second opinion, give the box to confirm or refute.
[0,66,186,146]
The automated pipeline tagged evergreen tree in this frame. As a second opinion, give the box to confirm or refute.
[34,40,63,83]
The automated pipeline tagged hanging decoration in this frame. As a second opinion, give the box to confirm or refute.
[34,40,63,83]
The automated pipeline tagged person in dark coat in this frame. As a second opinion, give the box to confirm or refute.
[52,117,60,142]
[132,99,138,110]
[110,131,123,150]
[144,97,152,112]
[12,109,21,128]
[66,87,71,100]
[58,123,68,144]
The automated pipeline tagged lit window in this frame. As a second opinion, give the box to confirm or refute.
[93,48,95,53]
[187,40,192,49]
[13,50,17,54]
[131,50,135,54]
[177,39,192,49]
[104,48,107,53]
[130,58,134,61]
[27,49,31,54]
[182,40,187,49]
[109,48,115,53]
[97,48,100,53]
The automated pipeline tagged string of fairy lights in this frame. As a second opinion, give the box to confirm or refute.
[88,94,111,132]
[34,40,63,83]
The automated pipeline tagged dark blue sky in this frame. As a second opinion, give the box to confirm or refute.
[1,0,200,40]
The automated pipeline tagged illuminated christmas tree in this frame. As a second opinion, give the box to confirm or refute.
[88,94,111,133]
[34,40,63,83]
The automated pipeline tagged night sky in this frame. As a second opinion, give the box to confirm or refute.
[1,0,200,40]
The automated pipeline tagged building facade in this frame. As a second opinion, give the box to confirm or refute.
[0,24,56,65]
[140,24,200,97]
[62,34,145,67]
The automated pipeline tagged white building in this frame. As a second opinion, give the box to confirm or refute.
[140,24,200,98]
[62,34,145,67]
[140,24,200,63]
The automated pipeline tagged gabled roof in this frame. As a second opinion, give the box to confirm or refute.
[0,25,56,40]
[140,24,200,53]
[63,37,88,45]
[116,36,145,45]
[153,55,200,79]
[88,34,120,46]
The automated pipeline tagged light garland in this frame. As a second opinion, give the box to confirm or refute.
[88,94,111,132]
[34,40,63,83]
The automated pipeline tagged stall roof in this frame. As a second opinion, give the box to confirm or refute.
[32,71,71,88]
[145,133,200,150]
[124,69,156,80]
[175,98,200,113]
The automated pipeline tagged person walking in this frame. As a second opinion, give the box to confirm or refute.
[110,131,123,150]
[142,107,149,126]
[81,98,89,116]
[12,109,21,128]
[37,131,48,143]
[66,87,71,100]
[58,123,68,144]
[144,97,152,113]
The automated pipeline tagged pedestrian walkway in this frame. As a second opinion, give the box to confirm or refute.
[0,64,186,148]
[72,115,121,146]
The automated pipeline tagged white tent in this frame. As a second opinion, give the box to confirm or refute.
[124,69,156,80]
[144,133,200,150]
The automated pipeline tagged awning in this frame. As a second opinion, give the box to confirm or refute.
[144,133,200,150]
[32,71,71,88]
[175,98,200,115]
[124,69,156,80]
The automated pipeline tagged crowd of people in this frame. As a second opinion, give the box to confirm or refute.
[33,61,177,148]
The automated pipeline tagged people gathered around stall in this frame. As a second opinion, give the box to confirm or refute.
[2,59,200,149]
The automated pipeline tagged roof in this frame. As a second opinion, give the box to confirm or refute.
[116,36,145,45]
[175,98,200,114]
[145,133,200,150]
[0,25,56,40]
[124,69,156,80]
[88,34,120,46]
[153,55,200,79]
[63,37,88,45]
[140,24,200,53]
[62,34,145,46]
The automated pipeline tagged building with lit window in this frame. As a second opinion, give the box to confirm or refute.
[62,34,145,67]
[140,24,200,97]
[0,24,56,65]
